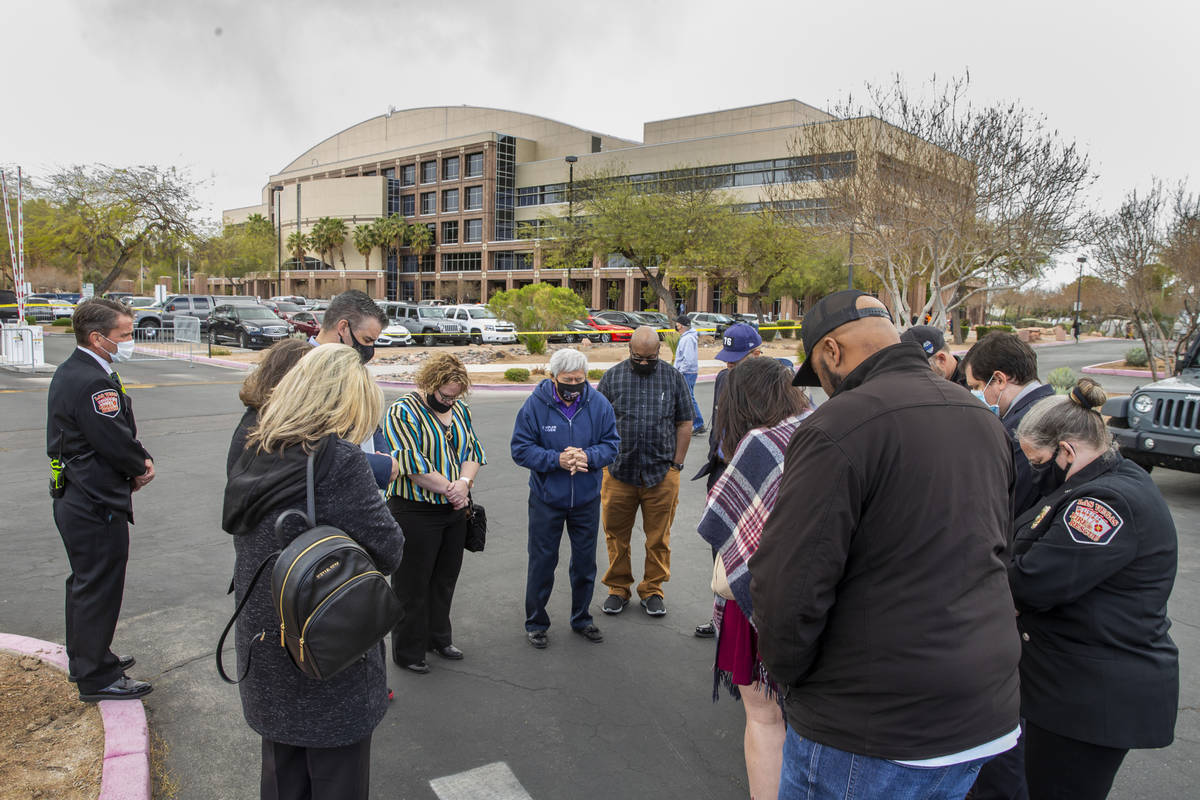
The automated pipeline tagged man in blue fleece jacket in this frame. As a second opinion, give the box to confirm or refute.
[511,348,620,648]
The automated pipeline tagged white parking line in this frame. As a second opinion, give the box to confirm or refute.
[429,762,534,800]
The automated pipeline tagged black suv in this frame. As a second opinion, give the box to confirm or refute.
[1104,333,1200,473]
[208,304,292,350]
[1,290,20,323]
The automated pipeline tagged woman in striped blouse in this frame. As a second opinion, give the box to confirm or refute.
[383,353,487,674]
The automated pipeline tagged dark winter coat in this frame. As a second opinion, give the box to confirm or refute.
[222,435,404,748]
[1003,382,1058,516]
[510,380,620,509]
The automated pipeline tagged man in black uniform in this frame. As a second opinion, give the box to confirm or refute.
[47,298,155,701]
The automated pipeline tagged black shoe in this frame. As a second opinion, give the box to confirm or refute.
[694,621,716,638]
[432,644,463,660]
[693,425,708,435]
[641,595,667,616]
[602,594,629,615]
[403,660,430,674]
[573,625,603,643]
[527,631,548,649]
[68,654,135,683]
[78,676,152,702]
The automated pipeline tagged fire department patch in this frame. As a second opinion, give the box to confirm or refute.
[1062,497,1123,545]
[92,389,121,418]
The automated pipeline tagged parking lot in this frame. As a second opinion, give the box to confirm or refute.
[1,336,1196,799]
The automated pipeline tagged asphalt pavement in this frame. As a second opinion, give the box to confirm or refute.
[0,335,1195,799]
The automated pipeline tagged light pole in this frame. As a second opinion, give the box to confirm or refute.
[565,155,578,292]
[272,185,283,296]
[1073,255,1086,343]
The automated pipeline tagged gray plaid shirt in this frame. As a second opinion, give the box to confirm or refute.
[597,359,693,487]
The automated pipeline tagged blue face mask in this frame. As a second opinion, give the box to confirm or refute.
[971,375,1001,416]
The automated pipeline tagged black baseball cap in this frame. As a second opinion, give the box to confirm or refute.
[899,325,947,356]
[793,290,893,386]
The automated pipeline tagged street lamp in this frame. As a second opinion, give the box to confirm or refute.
[565,155,578,290]
[1073,255,1086,343]
[272,185,284,296]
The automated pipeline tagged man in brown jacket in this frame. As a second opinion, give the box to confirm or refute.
[750,291,1021,800]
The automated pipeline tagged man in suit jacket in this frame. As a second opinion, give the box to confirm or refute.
[46,298,155,701]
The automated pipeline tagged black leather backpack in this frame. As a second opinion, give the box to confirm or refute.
[218,453,402,682]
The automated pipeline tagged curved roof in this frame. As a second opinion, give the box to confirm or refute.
[277,105,640,175]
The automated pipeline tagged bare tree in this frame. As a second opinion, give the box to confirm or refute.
[780,73,1093,329]
[1161,187,1200,365]
[1090,181,1172,378]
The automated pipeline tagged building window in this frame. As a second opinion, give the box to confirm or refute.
[465,219,483,243]
[401,194,415,217]
[443,251,482,272]
[421,253,436,273]
[382,167,396,179]
[402,255,419,273]
[465,152,484,178]
[425,223,436,245]
[442,220,459,244]
[422,281,435,300]
[401,280,415,301]
[442,156,460,181]
[494,134,515,240]
[387,179,401,216]
[442,188,459,213]
[400,164,415,186]
[421,160,437,184]
[420,192,436,215]
[465,185,484,210]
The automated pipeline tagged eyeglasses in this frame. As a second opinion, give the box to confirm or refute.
[629,354,659,365]
[434,388,461,405]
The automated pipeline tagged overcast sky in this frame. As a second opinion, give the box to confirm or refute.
[4,0,1197,286]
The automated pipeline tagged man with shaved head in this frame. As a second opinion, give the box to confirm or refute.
[750,291,1022,799]
[596,326,694,617]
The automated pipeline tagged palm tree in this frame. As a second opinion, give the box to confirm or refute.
[286,231,310,268]
[309,217,338,269]
[353,220,381,270]
[326,217,349,269]
[378,214,406,265]
[406,222,433,268]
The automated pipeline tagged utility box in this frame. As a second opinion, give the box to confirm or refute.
[0,325,46,369]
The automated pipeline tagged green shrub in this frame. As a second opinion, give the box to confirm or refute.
[210,346,233,356]
[1124,347,1148,367]
[587,368,605,381]
[504,367,531,382]
[1047,367,1077,394]
[22,316,39,326]
[975,324,1016,340]
[759,325,777,343]
[51,317,73,327]
[519,333,547,355]
[1018,318,1053,329]
[663,331,681,357]
[776,319,799,339]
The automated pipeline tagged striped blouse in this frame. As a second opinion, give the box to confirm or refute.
[382,392,487,504]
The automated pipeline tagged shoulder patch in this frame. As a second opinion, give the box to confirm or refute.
[91,389,121,418]
[1062,497,1123,545]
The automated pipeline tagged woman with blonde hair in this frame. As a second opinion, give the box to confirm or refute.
[1010,378,1178,800]
[222,343,405,799]
[383,352,486,673]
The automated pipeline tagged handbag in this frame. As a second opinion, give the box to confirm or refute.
[464,495,487,553]
[711,555,734,601]
[217,452,402,682]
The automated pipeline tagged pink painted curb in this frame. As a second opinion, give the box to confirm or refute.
[0,633,151,800]
[1081,363,1156,378]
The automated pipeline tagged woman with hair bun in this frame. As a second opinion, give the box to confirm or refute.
[1010,378,1179,800]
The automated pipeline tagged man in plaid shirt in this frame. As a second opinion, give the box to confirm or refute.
[596,327,694,617]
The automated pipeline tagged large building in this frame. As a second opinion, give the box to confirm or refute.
[220,101,873,314]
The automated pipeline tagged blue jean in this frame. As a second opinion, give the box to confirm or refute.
[525,494,601,632]
[779,725,990,800]
[683,372,703,429]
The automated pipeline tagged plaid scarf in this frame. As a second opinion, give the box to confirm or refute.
[697,412,810,700]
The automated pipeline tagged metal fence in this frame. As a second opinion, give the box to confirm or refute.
[128,315,200,365]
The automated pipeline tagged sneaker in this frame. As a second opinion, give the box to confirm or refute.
[602,594,629,615]
[527,630,548,649]
[573,624,603,643]
[641,595,667,616]
[692,425,708,435]
[694,621,716,638]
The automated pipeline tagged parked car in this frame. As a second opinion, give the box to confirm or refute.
[379,301,468,346]
[548,319,604,344]
[124,296,157,309]
[596,310,666,340]
[288,310,323,338]
[443,304,518,344]
[1104,333,1200,473]
[52,292,82,304]
[103,292,133,302]
[132,294,222,333]
[26,294,73,321]
[264,300,306,321]
[207,304,292,350]
[268,295,307,306]
[637,310,672,329]
[687,311,737,335]
[0,289,19,323]
[731,313,761,328]
[583,314,634,343]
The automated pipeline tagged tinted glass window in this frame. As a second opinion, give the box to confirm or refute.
[239,307,281,320]
[442,157,459,181]
[465,152,484,177]
[421,160,437,183]
[400,164,415,186]
[465,186,484,210]
[418,308,447,319]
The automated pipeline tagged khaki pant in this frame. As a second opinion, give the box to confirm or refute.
[600,467,680,600]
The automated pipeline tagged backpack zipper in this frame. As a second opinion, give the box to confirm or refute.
[297,570,383,662]
[278,534,353,646]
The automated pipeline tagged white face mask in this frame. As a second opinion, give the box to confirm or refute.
[101,334,136,363]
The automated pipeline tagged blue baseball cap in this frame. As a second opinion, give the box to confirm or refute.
[715,323,763,363]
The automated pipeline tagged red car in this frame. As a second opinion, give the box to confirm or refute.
[289,310,323,338]
[583,314,633,343]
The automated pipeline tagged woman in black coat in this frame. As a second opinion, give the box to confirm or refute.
[223,344,404,800]
[1011,378,1178,800]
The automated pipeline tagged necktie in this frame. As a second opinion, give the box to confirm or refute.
[111,371,125,395]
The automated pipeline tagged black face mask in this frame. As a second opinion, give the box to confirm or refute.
[556,381,584,402]
[340,326,375,364]
[1030,446,1070,490]
[631,358,658,376]
[425,392,454,414]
